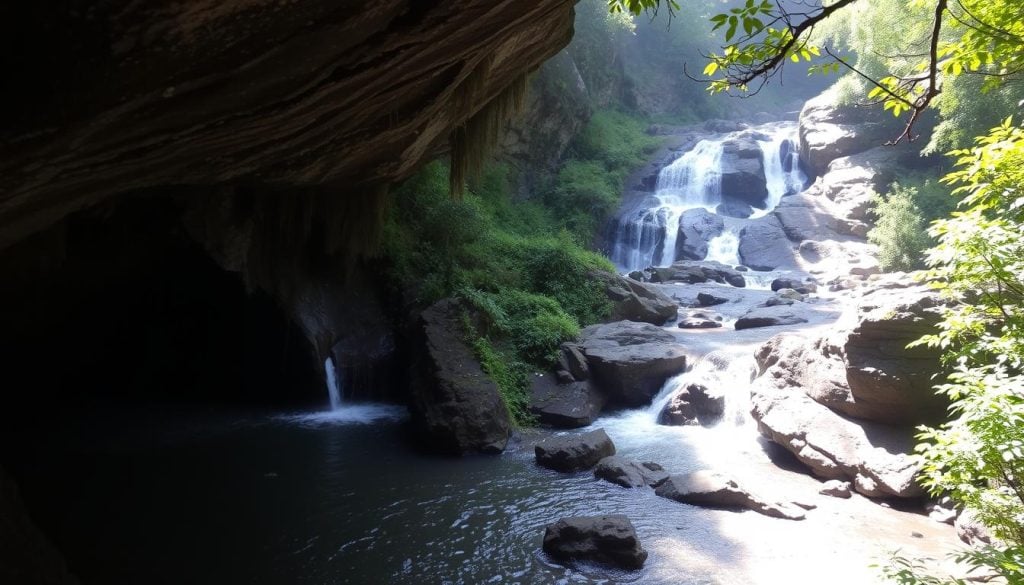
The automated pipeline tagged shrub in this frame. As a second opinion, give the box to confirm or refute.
[868,184,934,272]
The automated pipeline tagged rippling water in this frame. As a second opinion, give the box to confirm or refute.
[5,386,961,585]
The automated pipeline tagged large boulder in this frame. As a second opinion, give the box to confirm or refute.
[535,428,616,472]
[529,373,606,429]
[655,471,806,520]
[591,271,678,325]
[578,321,688,407]
[674,209,725,261]
[594,456,670,488]
[750,379,924,498]
[650,261,746,288]
[754,277,948,425]
[797,91,904,177]
[657,383,725,426]
[720,137,769,208]
[738,215,797,270]
[409,300,511,454]
[542,515,648,570]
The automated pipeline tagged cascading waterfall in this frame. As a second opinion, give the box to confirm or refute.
[704,229,740,266]
[609,122,806,272]
[325,357,343,411]
[752,127,806,218]
[610,139,726,271]
[647,350,755,428]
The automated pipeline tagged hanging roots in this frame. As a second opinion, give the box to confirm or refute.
[449,59,528,197]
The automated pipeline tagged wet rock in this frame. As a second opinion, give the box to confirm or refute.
[675,209,725,260]
[764,296,795,307]
[542,515,648,570]
[591,271,678,325]
[535,429,616,472]
[716,199,755,219]
[738,216,798,272]
[655,471,806,520]
[658,384,725,426]
[578,321,688,407]
[697,292,729,306]
[410,300,511,454]
[720,138,770,208]
[819,480,852,498]
[771,277,818,294]
[594,456,669,488]
[529,374,606,429]
[735,305,811,330]
[678,318,722,329]
[650,261,746,288]
[776,288,806,302]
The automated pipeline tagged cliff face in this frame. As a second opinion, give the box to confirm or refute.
[0,0,578,250]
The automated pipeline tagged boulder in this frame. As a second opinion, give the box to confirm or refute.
[578,321,688,407]
[697,292,729,306]
[720,138,770,208]
[716,199,755,219]
[658,383,725,426]
[594,456,670,488]
[735,305,810,330]
[755,277,948,425]
[591,271,678,325]
[529,374,606,429]
[409,300,511,454]
[679,318,722,329]
[655,471,806,520]
[535,428,616,472]
[650,261,746,288]
[750,374,924,498]
[556,343,590,382]
[542,515,648,570]
[771,277,818,294]
[675,209,725,260]
[819,480,853,498]
[738,215,796,271]
[797,91,903,176]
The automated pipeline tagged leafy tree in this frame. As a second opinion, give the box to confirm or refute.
[867,184,932,271]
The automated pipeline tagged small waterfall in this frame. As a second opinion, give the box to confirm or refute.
[704,229,740,265]
[754,127,806,217]
[611,139,727,272]
[325,357,343,411]
[647,350,756,428]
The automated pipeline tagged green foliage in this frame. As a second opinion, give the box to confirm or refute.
[899,119,1024,584]
[383,161,615,425]
[547,109,660,241]
[868,184,936,271]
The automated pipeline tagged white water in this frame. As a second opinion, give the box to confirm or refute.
[703,229,740,265]
[325,357,343,411]
[752,127,807,218]
[610,122,806,272]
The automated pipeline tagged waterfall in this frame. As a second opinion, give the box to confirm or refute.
[647,350,756,428]
[704,229,740,265]
[325,357,343,411]
[753,127,806,217]
[610,140,726,272]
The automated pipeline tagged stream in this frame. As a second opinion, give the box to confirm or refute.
[3,121,960,585]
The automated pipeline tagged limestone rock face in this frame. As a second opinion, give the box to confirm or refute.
[409,300,511,454]
[738,215,797,271]
[720,137,769,208]
[797,92,903,177]
[542,515,648,570]
[577,321,688,407]
[0,0,578,250]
